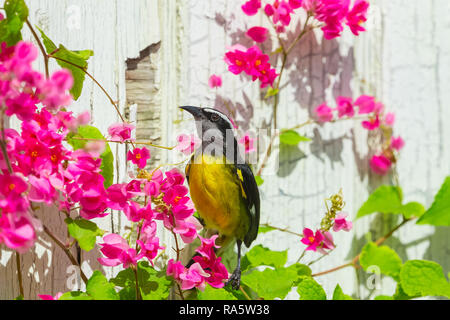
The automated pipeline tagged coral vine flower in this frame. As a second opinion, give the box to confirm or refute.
[208,74,222,88]
[239,134,256,153]
[336,96,354,118]
[315,103,333,122]
[362,115,380,130]
[333,212,353,232]
[391,136,405,151]
[108,122,135,142]
[241,0,261,16]
[175,133,200,155]
[98,234,143,268]
[346,0,369,36]
[127,147,151,169]
[355,95,376,114]
[38,292,63,300]
[318,231,335,254]
[246,26,269,43]
[225,45,278,88]
[370,154,392,175]
[384,112,395,126]
[301,228,324,251]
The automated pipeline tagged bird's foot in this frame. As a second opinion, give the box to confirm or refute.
[226,267,241,290]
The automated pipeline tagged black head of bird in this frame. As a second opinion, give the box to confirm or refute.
[180,106,260,290]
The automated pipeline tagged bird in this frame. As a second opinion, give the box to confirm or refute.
[180,106,260,290]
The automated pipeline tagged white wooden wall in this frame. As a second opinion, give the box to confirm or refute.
[1,0,449,299]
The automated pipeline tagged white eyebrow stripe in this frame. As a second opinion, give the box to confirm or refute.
[202,108,234,128]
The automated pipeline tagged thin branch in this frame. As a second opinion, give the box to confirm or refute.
[67,136,175,151]
[42,224,88,284]
[47,55,127,124]
[312,218,413,277]
[26,20,49,78]
[260,223,303,237]
[16,252,24,298]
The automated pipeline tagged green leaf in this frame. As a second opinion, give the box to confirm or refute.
[197,285,238,300]
[86,271,119,300]
[392,283,416,300]
[285,263,312,286]
[401,202,425,219]
[58,291,93,300]
[0,0,29,45]
[297,277,326,300]
[359,242,403,281]
[241,267,296,300]
[374,295,394,300]
[264,87,279,99]
[255,175,264,186]
[66,125,114,188]
[241,245,287,273]
[65,218,105,252]
[37,27,93,100]
[137,261,172,300]
[399,260,450,298]
[111,262,172,300]
[14,295,24,300]
[417,177,450,226]
[332,284,353,300]
[279,130,311,145]
[258,225,276,234]
[356,186,403,219]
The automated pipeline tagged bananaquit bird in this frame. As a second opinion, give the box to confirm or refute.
[180,106,260,290]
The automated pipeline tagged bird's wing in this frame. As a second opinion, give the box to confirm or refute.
[234,163,260,248]
[185,154,194,184]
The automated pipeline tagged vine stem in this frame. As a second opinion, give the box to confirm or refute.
[311,218,413,277]
[16,252,24,298]
[25,19,49,78]
[133,265,143,300]
[260,223,303,237]
[47,54,126,124]
[42,224,89,284]
[67,136,175,150]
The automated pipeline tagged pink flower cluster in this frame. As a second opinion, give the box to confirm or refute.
[314,95,405,175]
[167,235,228,291]
[301,212,352,254]
[0,41,94,252]
[225,45,278,88]
[241,0,369,39]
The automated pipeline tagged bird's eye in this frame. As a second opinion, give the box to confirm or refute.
[210,113,220,122]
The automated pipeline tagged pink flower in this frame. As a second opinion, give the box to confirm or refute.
[137,237,163,264]
[301,228,324,251]
[270,1,294,27]
[333,212,353,232]
[175,134,200,155]
[246,26,269,43]
[225,45,278,88]
[241,0,261,16]
[391,136,405,151]
[0,12,4,20]
[384,112,395,126]
[180,262,210,291]
[208,74,222,88]
[318,231,335,254]
[98,234,143,268]
[239,134,256,153]
[362,115,380,130]
[336,96,354,118]
[127,147,150,169]
[315,103,333,122]
[0,214,36,253]
[289,0,303,9]
[370,154,392,175]
[108,122,135,142]
[38,292,63,300]
[167,259,185,281]
[346,0,369,36]
[355,95,375,114]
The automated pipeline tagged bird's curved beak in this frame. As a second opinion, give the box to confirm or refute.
[179,106,202,119]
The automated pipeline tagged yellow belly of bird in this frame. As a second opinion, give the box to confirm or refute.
[188,155,249,241]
